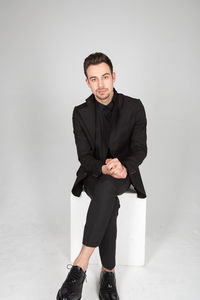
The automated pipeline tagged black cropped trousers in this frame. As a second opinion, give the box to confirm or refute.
[82,174,131,270]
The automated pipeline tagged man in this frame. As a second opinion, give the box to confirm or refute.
[57,52,147,300]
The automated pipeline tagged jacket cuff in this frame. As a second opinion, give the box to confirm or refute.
[121,160,137,175]
[92,161,104,177]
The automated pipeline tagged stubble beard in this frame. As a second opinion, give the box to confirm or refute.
[96,90,110,102]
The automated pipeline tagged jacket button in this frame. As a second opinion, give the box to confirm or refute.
[84,172,87,176]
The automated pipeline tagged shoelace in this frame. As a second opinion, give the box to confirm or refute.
[101,273,116,293]
[66,264,87,284]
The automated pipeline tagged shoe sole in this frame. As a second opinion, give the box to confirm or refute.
[57,293,81,300]
[57,296,81,300]
[99,293,119,300]
[58,298,81,300]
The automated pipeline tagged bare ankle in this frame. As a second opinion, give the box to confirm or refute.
[102,266,115,273]
[72,244,95,272]
[73,258,88,272]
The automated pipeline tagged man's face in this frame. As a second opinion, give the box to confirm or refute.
[86,62,116,104]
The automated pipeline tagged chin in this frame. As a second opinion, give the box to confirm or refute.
[100,92,110,101]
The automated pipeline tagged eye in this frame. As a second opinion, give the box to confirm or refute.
[91,78,96,82]
[104,75,109,79]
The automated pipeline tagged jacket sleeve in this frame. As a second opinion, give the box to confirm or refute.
[120,99,147,175]
[72,107,104,177]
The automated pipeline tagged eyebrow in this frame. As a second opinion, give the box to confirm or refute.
[89,73,111,80]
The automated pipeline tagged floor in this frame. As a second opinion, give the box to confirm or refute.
[0,185,199,300]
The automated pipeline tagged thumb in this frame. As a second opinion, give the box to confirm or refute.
[106,158,112,164]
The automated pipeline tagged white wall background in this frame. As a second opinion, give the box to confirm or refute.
[0,0,199,298]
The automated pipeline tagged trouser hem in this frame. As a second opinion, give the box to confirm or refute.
[82,240,99,248]
[102,264,116,270]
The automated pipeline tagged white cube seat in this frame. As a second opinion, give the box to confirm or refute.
[70,185,146,266]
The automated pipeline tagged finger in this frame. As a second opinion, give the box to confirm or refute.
[106,160,113,166]
[107,163,116,170]
[110,167,122,175]
[111,174,121,178]
[107,158,119,165]
[106,158,112,164]
[107,161,120,169]
[110,164,123,172]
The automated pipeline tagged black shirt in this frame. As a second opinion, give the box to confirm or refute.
[94,89,117,164]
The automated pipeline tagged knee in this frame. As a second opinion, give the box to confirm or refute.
[94,177,116,197]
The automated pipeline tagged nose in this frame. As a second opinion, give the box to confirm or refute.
[98,78,104,88]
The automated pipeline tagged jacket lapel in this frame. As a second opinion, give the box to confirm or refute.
[108,98,120,149]
[77,94,96,150]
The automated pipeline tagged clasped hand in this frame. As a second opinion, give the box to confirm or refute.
[102,158,127,179]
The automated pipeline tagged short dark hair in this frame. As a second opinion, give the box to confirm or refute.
[83,52,113,78]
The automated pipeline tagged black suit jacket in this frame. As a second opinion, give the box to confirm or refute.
[71,88,147,198]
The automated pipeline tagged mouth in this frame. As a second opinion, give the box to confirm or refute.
[98,89,106,95]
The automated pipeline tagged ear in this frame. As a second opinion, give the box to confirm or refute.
[85,77,90,87]
[112,72,116,83]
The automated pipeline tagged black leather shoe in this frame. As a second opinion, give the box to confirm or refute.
[99,271,119,300]
[56,264,87,300]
